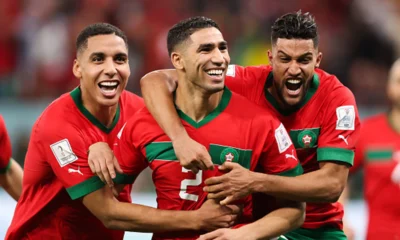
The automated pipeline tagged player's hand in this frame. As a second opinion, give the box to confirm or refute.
[172,134,214,174]
[197,228,252,240]
[204,162,254,205]
[194,199,241,231]
[88,142,123,187]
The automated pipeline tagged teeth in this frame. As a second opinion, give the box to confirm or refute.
[206,69,223,75]
[287,79,301,84]
[99,81,118,87]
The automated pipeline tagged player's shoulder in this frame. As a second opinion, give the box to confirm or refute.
[228,64,271,78]
[33,91,83,137]
[315,68,355,101]
[120,90,145,112]
[0,115,6,131]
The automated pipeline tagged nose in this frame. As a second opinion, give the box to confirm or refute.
[211,49,224,66]
[104,58,117,77]
[288,61,301,76]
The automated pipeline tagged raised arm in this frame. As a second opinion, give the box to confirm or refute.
[140,70,213,173]
[0,158,23,201]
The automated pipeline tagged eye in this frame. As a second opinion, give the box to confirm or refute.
[280,57,290,63]
[92,56,103,62]
[299,58,311,64]
[115,55,127,63]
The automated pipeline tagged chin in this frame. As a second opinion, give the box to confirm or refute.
[98,96,119,108]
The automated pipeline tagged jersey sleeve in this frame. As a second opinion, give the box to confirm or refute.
[350,121,366,173]
[258,116,303,177]
[317,87,361,166]
[38,120,104,200]
[225,65,269,100]
[0,116,12,173]
[113,120,148,184]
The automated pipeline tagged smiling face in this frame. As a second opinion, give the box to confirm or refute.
[173,27,230,94]
[73,34,129,108]
[268,38,322,109]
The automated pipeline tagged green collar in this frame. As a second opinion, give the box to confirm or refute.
[264,72,320,116]
[70,87,120,133]
[176,87,232,128]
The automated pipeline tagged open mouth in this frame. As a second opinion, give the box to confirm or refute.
[98,81,120,97]
[285,79,303,96]
[206,69,224,79]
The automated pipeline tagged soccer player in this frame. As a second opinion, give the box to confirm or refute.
[344,58,400,239]
[6,23,237,240]
[139,11,361,240]
[0,115,23,201]
[110,16,305,240]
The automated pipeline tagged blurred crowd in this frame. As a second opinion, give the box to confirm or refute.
[0,0,399,107]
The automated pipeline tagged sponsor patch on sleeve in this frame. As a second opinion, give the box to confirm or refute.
[50,139,78,167]
[275,123,292,153]
[336,105,355,130]
[226,64,236,77]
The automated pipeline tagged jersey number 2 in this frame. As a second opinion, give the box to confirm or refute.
[180,167,202,201]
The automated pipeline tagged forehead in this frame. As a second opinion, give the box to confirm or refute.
[274,38,315,56]
[189,27,225,46]
[83,34,127,56]
[390,63,400,83]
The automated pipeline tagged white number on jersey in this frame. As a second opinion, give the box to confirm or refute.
[179,167,202,201]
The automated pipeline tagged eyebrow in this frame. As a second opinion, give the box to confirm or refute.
[277,50,313,58]
[196,41,228,52]
[89,52,128,58]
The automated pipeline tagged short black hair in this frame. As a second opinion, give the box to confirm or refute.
[167,16,220,56]
[76,23,128,55]
[271,10,318,48]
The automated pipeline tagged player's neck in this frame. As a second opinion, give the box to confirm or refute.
[81,92,118,128]
[175,80,223,122]
[389,108,400,133]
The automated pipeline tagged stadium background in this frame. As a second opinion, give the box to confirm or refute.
[0,0,399,239]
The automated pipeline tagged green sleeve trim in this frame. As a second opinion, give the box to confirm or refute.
[0,158,12,174]
[66,176,105,200]
[66,173,136,200]
[113,172,136,184]
[277,163,303,177]
[317,147,354,166]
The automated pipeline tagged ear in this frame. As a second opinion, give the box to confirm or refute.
[267,50,273,66]
[171,52,184,70]
[73,59,82,79]
[315,52,323,68]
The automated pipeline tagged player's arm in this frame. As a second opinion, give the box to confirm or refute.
[0,116,23,201]
[0,158,23,201]
[140,69,212,173]
[82,184,239,232]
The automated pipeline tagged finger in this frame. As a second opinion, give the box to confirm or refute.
[99,158,113,187]
[198,229,223,240]
[194,159,207,171]
[113,156,123,174]
[207,191,229,200]
[203,183,226,193]
[92,159,105,183]
[189,165,200,174]
[106,156,116,179]
[220,195,236,205]
[218,161,237,171]
[200,152,214,170]
[88,159,96,174]
[204,175,225,185]
[225,204,241,214]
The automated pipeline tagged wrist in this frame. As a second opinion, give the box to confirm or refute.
[188,210,203,231]
[170,130,189,143]
[251,172,271,194]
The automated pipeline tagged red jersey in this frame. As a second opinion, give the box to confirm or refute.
[0,115,12,173]
[114,88,303,240]
[351,114,400,239]
[6,87,144,240]
[225,65,361,230]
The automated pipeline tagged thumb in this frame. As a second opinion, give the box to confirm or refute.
[218,161,236,172]
[220,195,235,205]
